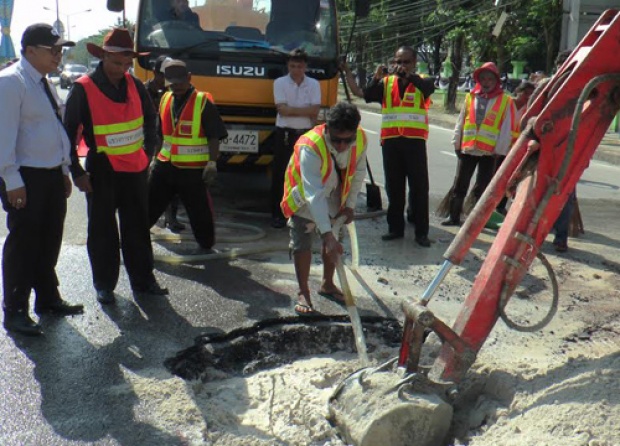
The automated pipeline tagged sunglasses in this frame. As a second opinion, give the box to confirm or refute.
[329,135,355,145]
[394,59,414,65]
[36,45,63,56]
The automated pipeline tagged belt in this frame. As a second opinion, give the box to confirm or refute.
[20,165,63,172]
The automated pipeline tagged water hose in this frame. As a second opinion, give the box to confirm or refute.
[333,216,369,365]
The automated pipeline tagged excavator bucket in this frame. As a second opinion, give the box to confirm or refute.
[329,9,620,445]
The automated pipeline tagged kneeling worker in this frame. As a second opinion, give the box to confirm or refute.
[148,59,228,251]
[281,102,367,315]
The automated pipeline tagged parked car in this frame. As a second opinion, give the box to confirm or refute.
[60,64,88,89]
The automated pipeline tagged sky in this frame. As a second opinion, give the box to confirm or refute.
[9,0,140,53]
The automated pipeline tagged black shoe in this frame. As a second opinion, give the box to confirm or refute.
[35,300,84,316]
[271,217,287,229]
[381,232,404,241]
[133,282,169,297]
[96,290,116,305]
[3,310,43,336]
[440,218,461,227]
[166,220,186,233]
[415,236,431,247]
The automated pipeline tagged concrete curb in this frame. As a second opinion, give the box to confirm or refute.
[347,94,620,167]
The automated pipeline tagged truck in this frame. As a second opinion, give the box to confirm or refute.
[107,0,370,169]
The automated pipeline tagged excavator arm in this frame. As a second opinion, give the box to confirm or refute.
[401,9,620,384]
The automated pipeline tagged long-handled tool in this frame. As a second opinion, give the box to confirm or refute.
[333,217,369,365]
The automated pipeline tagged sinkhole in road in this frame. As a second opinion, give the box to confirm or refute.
[164,315,403,380]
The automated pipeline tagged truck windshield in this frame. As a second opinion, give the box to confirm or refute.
[137,0,337,58]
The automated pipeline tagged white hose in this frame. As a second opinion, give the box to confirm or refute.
[154,245,288,264]
[346,222,360,271]
[151,221,266,244]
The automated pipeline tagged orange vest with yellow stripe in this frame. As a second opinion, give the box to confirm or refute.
[280,124,366,218]
[78,74,148,172]
[157,89,214,168]
[461,92,514,153]
[381,75,429,142]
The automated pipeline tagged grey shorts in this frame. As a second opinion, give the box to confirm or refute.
[288,215,318,253]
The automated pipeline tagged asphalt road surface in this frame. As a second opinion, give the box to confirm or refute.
[1,86,619,445]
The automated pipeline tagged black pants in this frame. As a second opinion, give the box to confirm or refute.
[382,137,429,237]
[451,153,496,201]
[148,161,215,249]
[86,166,155,292]
[1,167,66,313]
[271,127,308,219]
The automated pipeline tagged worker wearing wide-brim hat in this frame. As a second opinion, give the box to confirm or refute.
[64,28,168,305]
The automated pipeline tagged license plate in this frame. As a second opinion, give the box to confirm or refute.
[220,130,259,153]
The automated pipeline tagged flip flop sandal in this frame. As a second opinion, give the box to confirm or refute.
[318,291,345,305]
[294,303,316,316]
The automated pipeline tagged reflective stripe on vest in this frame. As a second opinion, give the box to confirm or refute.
[157,90,211,168]
[77,74,148,172]
[381,75,429,141]
[461,93,511,153]
[280,124,367,218]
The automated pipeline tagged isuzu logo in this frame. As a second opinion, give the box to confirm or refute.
[216,65,266,77]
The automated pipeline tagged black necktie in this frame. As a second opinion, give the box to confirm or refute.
[41,77,62,122]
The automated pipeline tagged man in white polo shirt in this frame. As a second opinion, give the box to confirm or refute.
[271,48,321,228]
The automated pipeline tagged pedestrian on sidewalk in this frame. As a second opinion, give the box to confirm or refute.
[280,102,367,315]
[441,62,517,226]
[271,48,321,229]
[0,23,83,336]
[64,28,168,305]
[148,59,227,252]
[341,46,435,246]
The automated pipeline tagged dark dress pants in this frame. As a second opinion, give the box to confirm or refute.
[382,137,429,237]
[271,128,307,219]
[148,161,215,249]
[1,167,66,313]
[87,166,155,292]
[451,153,496,201]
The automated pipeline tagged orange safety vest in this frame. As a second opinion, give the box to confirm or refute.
[77,74,148,172]
[280,124,366,218]
[461,92,513,154]
[380,75,429,142]
[157,90,214,168]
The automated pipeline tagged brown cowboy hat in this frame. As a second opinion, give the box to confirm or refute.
[86,28,149,59]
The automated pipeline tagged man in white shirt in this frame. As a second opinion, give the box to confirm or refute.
[271,48,321,228]
[0,23,83,336]
[280,102,367,315]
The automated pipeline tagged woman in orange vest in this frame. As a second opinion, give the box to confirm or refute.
[442,62,517,226]
[280,102,367,315]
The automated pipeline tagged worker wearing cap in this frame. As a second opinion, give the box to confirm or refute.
[64,28,168,305]
[146,55,186,233]
[0,23,83,336]
[147,59,228,251]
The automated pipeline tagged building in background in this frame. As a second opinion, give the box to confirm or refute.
[561,0,616,50]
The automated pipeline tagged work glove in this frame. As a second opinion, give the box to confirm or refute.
[202,161,217,186]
